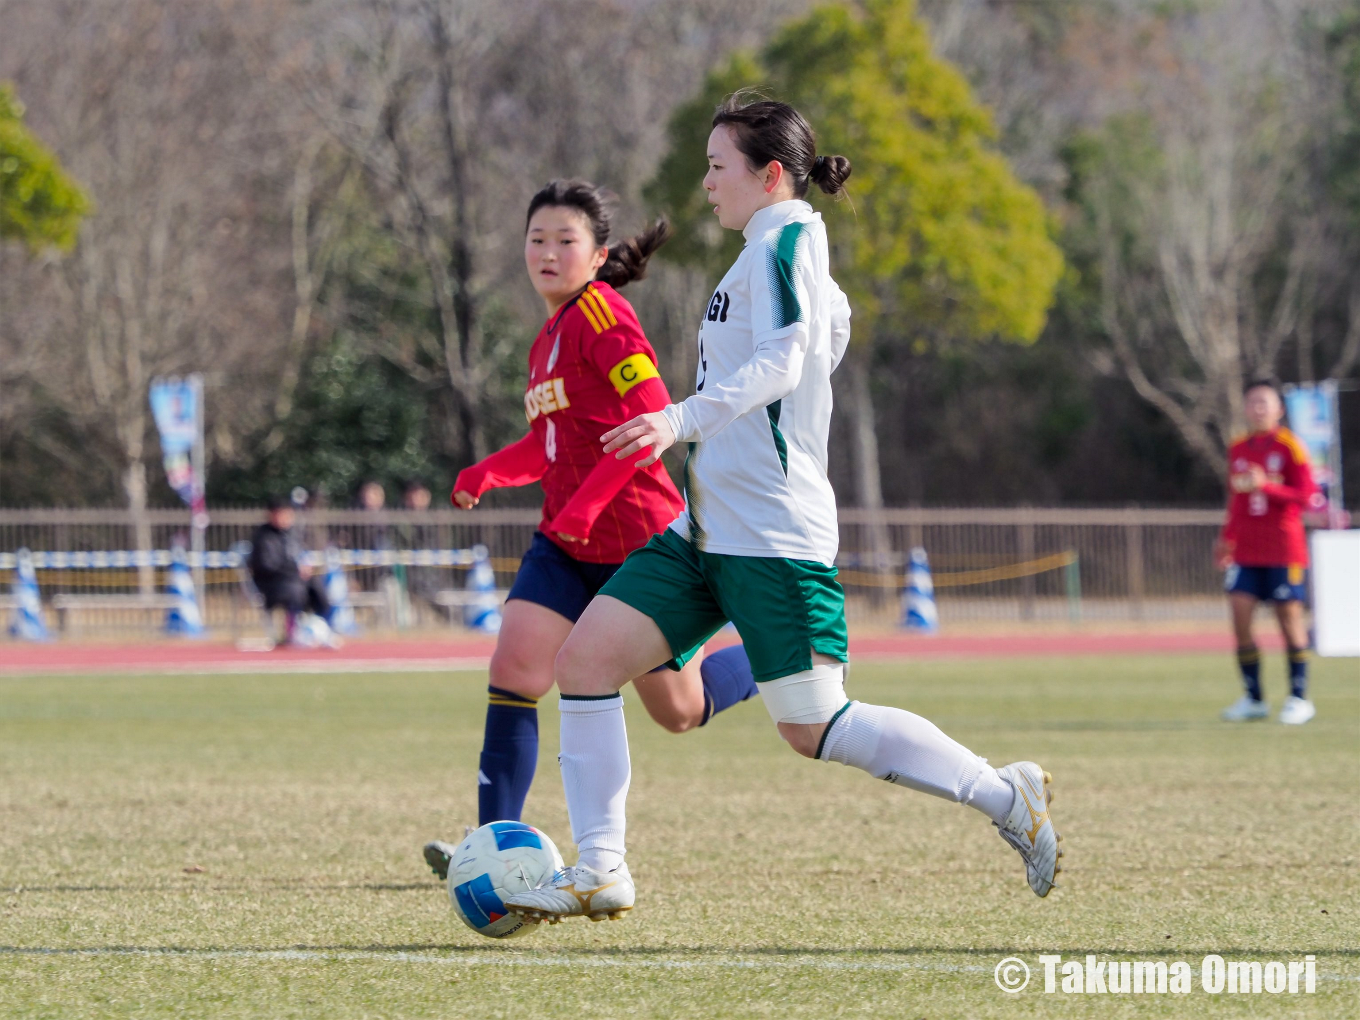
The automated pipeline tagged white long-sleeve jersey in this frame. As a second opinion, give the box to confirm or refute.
[660,200,850,565]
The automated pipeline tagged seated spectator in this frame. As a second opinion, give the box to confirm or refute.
[402,479,432,511]
[248,495,333,643]
[398,479,437,608]
[358,479,386,512]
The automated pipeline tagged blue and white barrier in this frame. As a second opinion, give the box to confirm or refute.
[0,548,484,570]
[323,545,358,635]
[464,544,502,634]
[163,546,205,636]
[8,547,50,641]
[902,546,939,633]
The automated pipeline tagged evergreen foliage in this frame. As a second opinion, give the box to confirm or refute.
[0,83,88,251]
[649,0,1064,349]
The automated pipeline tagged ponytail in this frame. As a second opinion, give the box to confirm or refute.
[597,218,672,288]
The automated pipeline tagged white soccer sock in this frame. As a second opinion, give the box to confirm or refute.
[558,694,630,873]
[820,702,1013,824]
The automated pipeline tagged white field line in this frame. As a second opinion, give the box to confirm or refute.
[0,947,1355,981]
[0,946,983,973]
[1,947,1355,984]
[0,657,490,678]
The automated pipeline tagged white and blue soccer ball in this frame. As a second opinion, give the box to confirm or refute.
[448,821,563,938]
[289,612,338,649]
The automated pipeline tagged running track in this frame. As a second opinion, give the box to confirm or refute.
[0,630,1280,677]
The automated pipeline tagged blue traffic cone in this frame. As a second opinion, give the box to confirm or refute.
[8,547,50,641]
[323,545,358,635]
[902,546,939,633]
[464,544,502,634]
[164,545,205,636]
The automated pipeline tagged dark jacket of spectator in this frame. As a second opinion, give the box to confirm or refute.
[248,521,328,616]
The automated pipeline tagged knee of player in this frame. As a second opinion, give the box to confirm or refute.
[552,639,596,693]
[777,721,825,758]
[762,663,848,758]
[489,648,551,699]
[656,711,701,735]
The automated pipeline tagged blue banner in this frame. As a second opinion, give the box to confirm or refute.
[1285,381,1342,510]
[149,376,202,511]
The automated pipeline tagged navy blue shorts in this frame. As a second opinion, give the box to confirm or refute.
[505,532,622,623]
[1225,564,1308,603]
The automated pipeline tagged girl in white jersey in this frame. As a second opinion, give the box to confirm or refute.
[506,97,1063,923]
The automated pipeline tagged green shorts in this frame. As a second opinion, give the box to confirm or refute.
[598,527,848,683]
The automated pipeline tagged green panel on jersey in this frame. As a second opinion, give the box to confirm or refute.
[599,528,848,683]
[767,222,806,330]
[766,400,788,476]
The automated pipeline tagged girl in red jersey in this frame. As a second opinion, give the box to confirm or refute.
[1215,379,1324,725]
[424,181,755,877]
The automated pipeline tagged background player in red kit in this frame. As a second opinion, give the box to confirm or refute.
[423,181,756,879]
[1214,380,1325,725]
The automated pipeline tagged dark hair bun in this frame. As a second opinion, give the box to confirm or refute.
[810,154,852,196]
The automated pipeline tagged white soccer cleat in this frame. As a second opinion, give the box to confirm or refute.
[1278,696,1316,725]
[504,862,634,923]
[1221,695,1270,721]
[994,762,1062,898]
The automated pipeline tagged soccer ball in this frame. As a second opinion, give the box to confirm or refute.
[288,612,339,649]
[447,821,564,938]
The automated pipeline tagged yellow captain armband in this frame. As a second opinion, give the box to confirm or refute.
[608,352,660,397]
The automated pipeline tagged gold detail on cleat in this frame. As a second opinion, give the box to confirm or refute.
[506,878,630,924]
[1018,783,1049,847]
[556,880,618,915]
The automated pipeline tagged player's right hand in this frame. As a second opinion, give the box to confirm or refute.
[601,412,675,468]
[453,490,478,509]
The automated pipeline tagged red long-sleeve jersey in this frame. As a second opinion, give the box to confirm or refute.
[1220,428,1324,567]
[454,281,683,563]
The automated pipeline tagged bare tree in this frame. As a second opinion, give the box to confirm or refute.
[1070,1,1348,473]
[284,0,513,464]
[287,0,810,467]
[0,0,300,556]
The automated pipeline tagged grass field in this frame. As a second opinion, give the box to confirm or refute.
[0,653,1355,1018]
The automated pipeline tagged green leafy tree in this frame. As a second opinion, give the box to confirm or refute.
[648,0,1064,514]
[0,83,88,250]
[210,330,453,506]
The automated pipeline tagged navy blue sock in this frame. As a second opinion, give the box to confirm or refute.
[477,686,538,826]
[1236,645,1262,702]
[699,644,760,725]
[1287,646,1310,700]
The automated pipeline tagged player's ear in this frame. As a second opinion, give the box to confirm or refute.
[762,160,784,194]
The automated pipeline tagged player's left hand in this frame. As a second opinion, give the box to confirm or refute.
[1245,464,1267,492]
[1213,538,1235,571]
[601,412,675,468]
[556,532,586,544]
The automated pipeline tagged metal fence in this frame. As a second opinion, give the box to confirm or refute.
[0,506,1228,636]
[837,507,1226,625]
